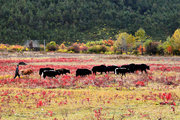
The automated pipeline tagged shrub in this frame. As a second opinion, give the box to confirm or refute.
[137,45,146,55]
[103,39,114,46]
[144,40,159,55]
[86,41,96,47]
[0,44,7,51]
[8,45,24,52]
[57,49,68,53]
[67,43,80,53]
[46,41,58,51]
[59,43,67,50]
[132,50,139,55]
[80,45,88,53]
[39,44,45,51]
[88,45,107,54]
[162,37,173,55]
[157,44,164,55]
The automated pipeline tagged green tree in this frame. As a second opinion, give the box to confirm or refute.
[135,28,147,55]
[46,41,58,51]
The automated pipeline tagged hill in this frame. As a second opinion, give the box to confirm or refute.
[0,0,179,44]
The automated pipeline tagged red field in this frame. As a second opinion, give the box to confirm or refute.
[0,53,179,120]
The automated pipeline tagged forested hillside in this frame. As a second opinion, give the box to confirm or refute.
[0,0,179,44]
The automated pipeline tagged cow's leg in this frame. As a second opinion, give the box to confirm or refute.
[43,75,46,79]
[121,74,123,79]
[122,73,125,76]
[93,71,96,75]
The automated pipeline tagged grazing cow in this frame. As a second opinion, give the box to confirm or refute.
[76,69,92,77]
[42,70,60,79]
[134,64,150,73]
[115,67,130,77]
[121,63,135,73]
[21,69,33,75]
[39,68,54,77]
[92,65,107,75]
[56,69,70,75]
[107,65,119,74]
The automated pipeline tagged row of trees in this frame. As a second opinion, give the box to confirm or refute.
[45,28,180,55]
[0,28,179,55]
[0,28,180,55]
[114,28,180,55]
[0,0,180,44]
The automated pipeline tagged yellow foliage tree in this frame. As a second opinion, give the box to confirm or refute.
[170,29,180,52]
[127,34,136,48]
[114,32,135,52]
[135,28,146,42]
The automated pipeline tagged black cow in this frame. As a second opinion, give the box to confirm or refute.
[76,69,92,77]
[43,70,60,79]
[121,63,135,73]
[39,68,54,77]
[134,64,150,73]
[107,65,119,74]
[92,65,107,75]
[115,67,130,77]
[56,69,70,75]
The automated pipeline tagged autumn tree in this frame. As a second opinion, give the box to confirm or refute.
[170,29,180,54]
[114,32,135,53]
[135,28,147,55]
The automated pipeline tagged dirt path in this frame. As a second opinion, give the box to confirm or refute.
[1,51,180,61]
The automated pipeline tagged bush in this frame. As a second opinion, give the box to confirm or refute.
[0,44,7,51]
[86,41,96,47]
[157,44,164,55]
[67,43,80,53]
[80,45,88,53]
[144,40,159,55]
[88,45,107,53]
[103,39,114,46]
[39,44,45,51]
[59,43,67,50]
[57,49,68,53]
[46,41,58,51]
[8,45,24,52]
[162,37,173,55]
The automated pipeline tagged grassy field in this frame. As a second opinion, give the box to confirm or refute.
[0,53,179,120]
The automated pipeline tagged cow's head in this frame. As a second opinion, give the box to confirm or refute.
[147,66,150,70]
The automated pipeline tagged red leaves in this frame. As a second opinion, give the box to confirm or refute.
[166,93,172,101]
[94,108,103,119]
[160,93,172,102]
[135,81,145,87]
[159,92,176,109]
[48,110,53,117]
[171,102,176,106]
[37,100,43,108]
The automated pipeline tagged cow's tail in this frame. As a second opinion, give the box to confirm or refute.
[115,68,118,75]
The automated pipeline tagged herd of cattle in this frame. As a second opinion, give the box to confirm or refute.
[35,63,150,78]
